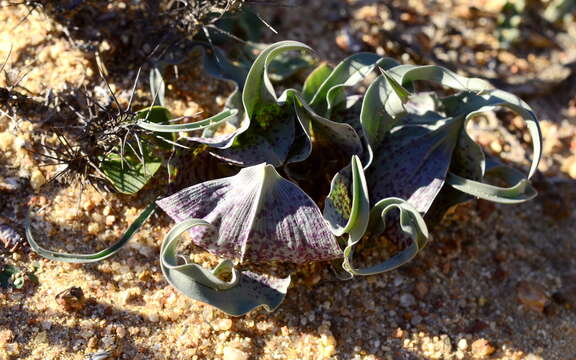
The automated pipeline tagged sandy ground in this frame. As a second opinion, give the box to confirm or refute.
[1,1,576,359]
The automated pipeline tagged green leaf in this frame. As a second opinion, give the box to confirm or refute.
[242,40,313,117]
[147,43,247,150]
[343,198,429,275]
[361,64,541,217]
[309,53,398,115]
[136,106,171,123]
[447,157,537,204]
[386,64,493,93]
[191,41,315,166]
[360,75,403,152]
[457,89,541,179]
[211,103,296,167]
[25,202,157,263]
[150,67,166,106]
[365,111,461,214]
[101,154,161,195]
[324,155,370,238]
[137,108,238,133]
[447,172,536,203]
[268,52,315,82]
[287,91,363,164]
[302,62,333,102]
[380,69,410,103]
[441,90,541,203]
[135,106,176,148]
[160,218,291,316]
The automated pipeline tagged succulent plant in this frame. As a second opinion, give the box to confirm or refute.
[26,41,542,316]
[148,41,541,314]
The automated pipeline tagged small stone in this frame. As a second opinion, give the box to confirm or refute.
[457,338,468,351]
[438,335,453,354]
[214,318,233,331]
[87,222,102,235]
[105,215,116,226]
[517,281,550,313]
[471,339,495,358]
[148,313,159,322]
[30,169,46,191]
[0,177,21,192]
[87,337,98,349]
[115,326,126,338]
[393,328,405,338]
[568,161,576,179]
[122,287,142,305]
[85,350,111,360]
[400,293,416,308]
[411,315,422,326]
[0,329,14,345]
[56,287,86,312]
[40,321,52,330]
[415,281,429,298]
[222,346,249,360]
[393,276,404,287]
[0,224,23,251]
[101,335,115,347]
[0,132,14,151]
[523,354,543,360]
[335,27,362,52]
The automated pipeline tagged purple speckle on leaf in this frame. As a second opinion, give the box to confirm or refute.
[157,163,343,264]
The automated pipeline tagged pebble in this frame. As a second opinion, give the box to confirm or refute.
[115,326,126,338]
[335,27,363,52]
[222,346,249,360]
[0,177,21,192]
[471,339,495,358]
[523,354,543,360]
[29,169,46,191]
[457,338,468,351]
[84,350,112,360]
[517,281,550,313]
[0,224,23,250]
[0,328,14,345]
[214,318,233,331]
[411,315,422,326]
[415,281,429,298]
[56,287,86,312]
[400,293,416,308]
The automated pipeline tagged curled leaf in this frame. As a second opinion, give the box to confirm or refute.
[308,53,398,115]
[361,66,542,218]
[443,89,542,203]
[25,202,157,263]
[287,90,363,164]
[324,155,369,239]
[447,157,537,203]
[341,197,428,276]
[160,217,290,316]
[386,64,493,93]
[205,41,313,166]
